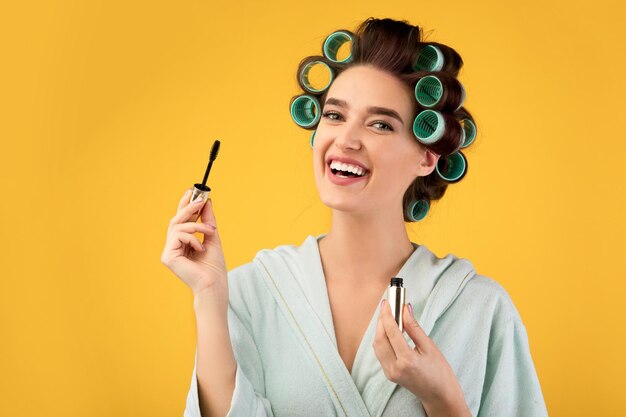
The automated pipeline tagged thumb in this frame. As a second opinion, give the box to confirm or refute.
[403,303,430,352]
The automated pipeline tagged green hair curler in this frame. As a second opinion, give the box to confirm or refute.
[415,75,443,108]
[413,45,444,72]
[323,30,354,63]
[435,151,467,183]
[457,82,466,111]
[406,199,430,222]
[290,94,321,128]
[300,60,334,93]
[310,129,316,148]
[460,118,476,148]
[413,109,445,145]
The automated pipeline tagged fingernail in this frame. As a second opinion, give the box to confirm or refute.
[195,198,204,204]
[408,303,413,314]
[381,299,386,309]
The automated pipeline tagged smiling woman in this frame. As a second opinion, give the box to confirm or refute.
[174,17,548,417]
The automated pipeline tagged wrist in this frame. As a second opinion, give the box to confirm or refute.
[193,285,228,312]
[421,388,471,417]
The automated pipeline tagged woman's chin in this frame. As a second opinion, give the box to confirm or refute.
[319,195,366,212]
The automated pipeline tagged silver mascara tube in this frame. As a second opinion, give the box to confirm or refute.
[188,183,210,223]
[388,277,406,331]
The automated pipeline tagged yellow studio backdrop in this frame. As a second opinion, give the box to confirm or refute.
[1,0,625,415]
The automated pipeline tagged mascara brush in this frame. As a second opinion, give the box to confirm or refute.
[189,139,221,222]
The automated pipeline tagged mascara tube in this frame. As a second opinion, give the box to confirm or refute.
[188,183,210,223]
[388,277,406,331]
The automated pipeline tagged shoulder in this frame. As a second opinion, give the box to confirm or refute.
[226,241,298,286]
[225,241,298,305]
[456,272,524,326]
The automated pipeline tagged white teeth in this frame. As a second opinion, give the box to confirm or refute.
[329,160,366,176]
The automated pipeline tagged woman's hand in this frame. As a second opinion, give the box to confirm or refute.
[161,189,228,299]
[373,300,471,416]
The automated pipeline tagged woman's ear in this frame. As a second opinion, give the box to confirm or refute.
[418,149,440,176]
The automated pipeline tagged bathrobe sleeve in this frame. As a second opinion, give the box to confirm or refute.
[477,316,549,417]
[183,267,274,417]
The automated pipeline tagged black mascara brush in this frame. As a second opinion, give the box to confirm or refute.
[189,139,221,222]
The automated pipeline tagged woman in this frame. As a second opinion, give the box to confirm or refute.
[161,18,548,417]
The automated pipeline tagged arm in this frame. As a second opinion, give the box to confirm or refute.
[476,317,549,417]
[183,279,274,417]
[193,290,237,417]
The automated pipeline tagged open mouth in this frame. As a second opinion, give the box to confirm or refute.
[327,161,370,178]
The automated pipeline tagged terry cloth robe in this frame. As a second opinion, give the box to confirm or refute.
[184,233,548,417]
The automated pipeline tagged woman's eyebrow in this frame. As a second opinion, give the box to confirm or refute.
[324,97,404,126]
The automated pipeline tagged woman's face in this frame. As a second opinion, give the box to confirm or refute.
[312,64,438,218]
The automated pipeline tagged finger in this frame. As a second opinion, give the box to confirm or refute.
[374,303,398,364]
[176,189,193,215]
[164,228,205,254]
[175,230,205,252]
[200,198,218,228]
[171,195,206,225]
[172,222,215,236]
[402,304,431,354]
[168,190,192,235]
[381,300,413,357]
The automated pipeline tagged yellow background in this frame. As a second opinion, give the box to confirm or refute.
[1,0,625,415]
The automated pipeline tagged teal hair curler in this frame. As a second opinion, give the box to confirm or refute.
[435,151,467,183]
[323,30,354,63]
[310,130,316,148]
[290,94,321,128]
[456,82,466,111]
[413,109,445,145]
[406,198,430,222]
[415,75,443,108]
[300,60,334,93]
[460,118,476,148]
[412,45,444,72]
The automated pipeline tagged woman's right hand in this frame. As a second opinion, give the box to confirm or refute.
[161,189,228,298]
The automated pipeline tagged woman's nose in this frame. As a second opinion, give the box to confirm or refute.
[334,121,363,150]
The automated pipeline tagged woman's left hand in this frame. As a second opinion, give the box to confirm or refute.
[373,299,469,414]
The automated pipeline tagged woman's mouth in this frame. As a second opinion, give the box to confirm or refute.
[326,161,370,185]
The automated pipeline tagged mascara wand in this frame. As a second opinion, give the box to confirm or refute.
[189,139,221,222]
[201,139,220,189]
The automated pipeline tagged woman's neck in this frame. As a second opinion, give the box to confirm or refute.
[318,211,416,288]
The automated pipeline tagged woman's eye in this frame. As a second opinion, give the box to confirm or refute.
[372,121,393,131]
[322,111,341,121]
[321,111,393,132]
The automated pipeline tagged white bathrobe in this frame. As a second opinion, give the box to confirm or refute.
[184,234,548,417]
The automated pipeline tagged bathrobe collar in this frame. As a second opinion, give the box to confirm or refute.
[253,234,476,417]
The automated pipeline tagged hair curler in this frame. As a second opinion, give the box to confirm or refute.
[300,60,334,93]
[290,94,321,127]
[435,151,467,183]
[406,199,430,222]
[415,75,466,111]
[413,109,446,145]
[413,44,444,72]
[460,118,476,148]
[322,30,354,63]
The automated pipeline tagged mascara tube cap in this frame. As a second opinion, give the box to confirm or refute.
[388,277,406,331]
[189,183,211,222]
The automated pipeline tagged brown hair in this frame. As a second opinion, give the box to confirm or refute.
[290,17,477,222]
